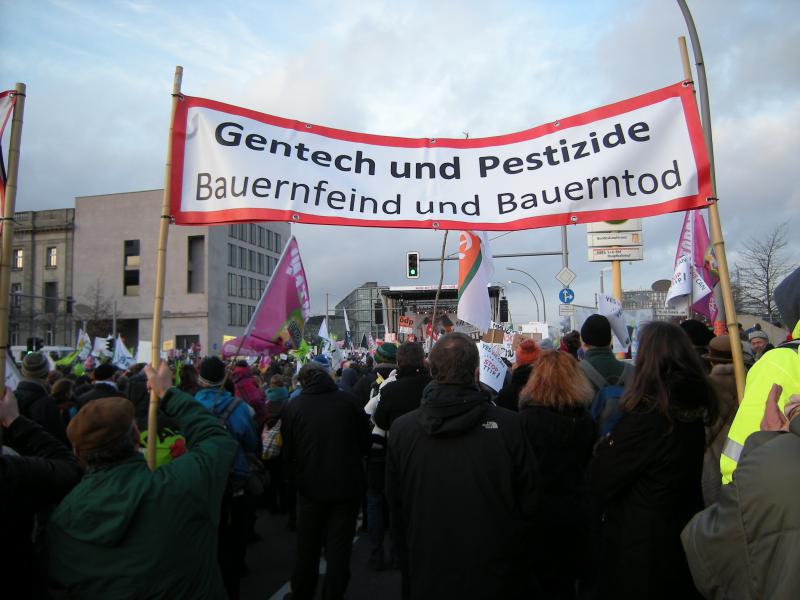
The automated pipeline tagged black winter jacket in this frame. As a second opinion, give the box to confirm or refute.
[587,387,708,600]
[519,404,595,581]
[387,382,540,600]
[15,379,68,445]
[352,362,396,408]
[282,373,370,501]
[495,364,533,412]
[373,368,431,432]
[1,416,82,599]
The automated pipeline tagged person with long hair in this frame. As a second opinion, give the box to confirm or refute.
[518,350,596,600]
[586,321,716,600]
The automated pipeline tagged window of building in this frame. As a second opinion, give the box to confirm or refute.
[45,324,55,347]
[124,269,140,296]
[12,248,23,270]
[229,224,237,239]
[124,240,140,296]
[175,334,200,351]
[124,240,140,267]
[275,233,282,251]
[239,247,247,269]
[11,283,21,307]
[228,243,236,267]
[228,273,237,296]
[238,223,247,242]
[249,224,257,245]
[266,230,274,252]
[248,249,256,272]
[239,275,247,297]
[258,226,265,248]
[44,281,58,313]
[228,303,236,326]
[187,235,205,294]
[46,246,58,268]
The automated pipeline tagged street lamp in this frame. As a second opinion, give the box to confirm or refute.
[508,280,540,322]
[506,267,546,323]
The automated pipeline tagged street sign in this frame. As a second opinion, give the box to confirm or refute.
[555,267,576,287]
[586,219,642,232]
[558,288,575,304]
[587,231,643,247]
[559,304,575,316]
[588,246,644,262]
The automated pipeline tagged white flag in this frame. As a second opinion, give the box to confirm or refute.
[666,254,711,311]
[318,317,331,353]
[92,336,113,358]
[457,231,495,333]
[76,329,93,360]
[598,294,631,348]
[112,335,135,370]
[343,307,351,336]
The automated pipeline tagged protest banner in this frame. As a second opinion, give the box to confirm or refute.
[478,341,508,392]
[398,315,415,334]
[169,82,709,231]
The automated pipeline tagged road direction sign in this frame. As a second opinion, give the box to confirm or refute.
[555,267,576,287]
[559,304,575,316]
[587,231,643,247]
[558,288,575,304]
[587,246,644,262]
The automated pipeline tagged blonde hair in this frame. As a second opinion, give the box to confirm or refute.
[519,351,593,409]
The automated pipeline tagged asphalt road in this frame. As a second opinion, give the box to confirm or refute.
[241,505,402,600]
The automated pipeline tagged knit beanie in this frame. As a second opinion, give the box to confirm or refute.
[580,314,612,347]
[199,356,226,387]
[22,352,50,380]
[312,354,331,370]
[266,386,289,403]
[94,363,116,381]
[375,342,397,364]
[67,396,134,452]
[748,330,769,342]
[515,339,541,366]
[680,319,715,348]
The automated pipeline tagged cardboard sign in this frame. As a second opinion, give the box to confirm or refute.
[398,315,415,334]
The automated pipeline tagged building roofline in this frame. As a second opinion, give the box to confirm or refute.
[75,189,163,200]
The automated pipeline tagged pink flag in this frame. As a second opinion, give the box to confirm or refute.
[690,211,719,321]
[222,236,311,358]
[667,210,719,321]
[0,90,17,234]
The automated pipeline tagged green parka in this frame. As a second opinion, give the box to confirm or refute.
[46,388,237,599]
[681,416,800,599]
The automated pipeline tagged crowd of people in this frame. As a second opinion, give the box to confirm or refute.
[2,266,799,600]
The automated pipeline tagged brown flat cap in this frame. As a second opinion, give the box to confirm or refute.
[67,397,135,452]
[702,335,733,364]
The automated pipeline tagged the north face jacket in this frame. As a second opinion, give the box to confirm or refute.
[386,381,539,600]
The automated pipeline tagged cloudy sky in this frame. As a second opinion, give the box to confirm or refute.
[2,0,798,324]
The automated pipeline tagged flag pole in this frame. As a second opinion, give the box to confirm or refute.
[0,83,26,398]
[430,230,449,349]
[147,66,183,469]
[677,30,745,401]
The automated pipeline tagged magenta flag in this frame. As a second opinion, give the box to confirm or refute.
[222,236,311,358]
[670,210,719,321]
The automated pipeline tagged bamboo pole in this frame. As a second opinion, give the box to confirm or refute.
[0,83,26,398]
[147,67,183,469]
[677,32,746,401]
[430,230,449,349]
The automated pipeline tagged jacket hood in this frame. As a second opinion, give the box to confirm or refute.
[521,404,593,447]
[14,379,50,407]
[510,363,533,384]
[53,454,150,546]
[418,381,490,437]
[774,266,800,335]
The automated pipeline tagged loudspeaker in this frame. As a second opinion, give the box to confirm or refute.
[374,302,383,325]
[499,298,509,322]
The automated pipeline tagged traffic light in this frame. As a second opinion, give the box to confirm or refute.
[35,337,44,351]
[26,337,34,353]
[406,251,419,279]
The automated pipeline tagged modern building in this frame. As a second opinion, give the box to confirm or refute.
[622,288,679,321]
[8,208,75,348]
[73,190,290,354]
[335,281,389,345]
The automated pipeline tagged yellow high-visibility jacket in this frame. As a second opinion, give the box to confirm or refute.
[721,347,800,484]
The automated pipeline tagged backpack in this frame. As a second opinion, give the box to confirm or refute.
[261,419,283,460]
[581,360,633,437]
[215,396,269,495]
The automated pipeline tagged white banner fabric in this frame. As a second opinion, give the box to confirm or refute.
[170,82,710,230]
